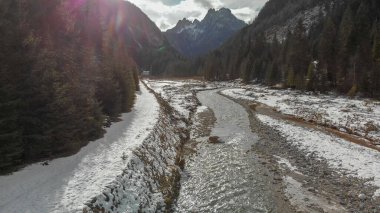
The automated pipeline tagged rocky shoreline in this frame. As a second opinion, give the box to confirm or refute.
[144,79,380,212]
[231,96,380,213]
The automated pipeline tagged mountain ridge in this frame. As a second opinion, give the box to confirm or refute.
[165,8,247,58]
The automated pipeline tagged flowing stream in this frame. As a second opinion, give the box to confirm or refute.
[175,89,287,212]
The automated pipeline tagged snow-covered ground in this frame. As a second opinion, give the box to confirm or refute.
[84,97,188,212]
[145,79,380,207]
[221,85,380,144]
[0,83,159,213]
[144,80,205,119]
[146,79,380,198]
[258,114,380,197]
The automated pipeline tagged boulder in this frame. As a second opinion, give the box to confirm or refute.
[208,136,222,144]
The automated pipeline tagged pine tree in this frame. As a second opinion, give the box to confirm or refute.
[287,67,295,88]
[373,20,380,62]
[0,0,30,172]
[306,62,316,91]
[318,17,337,88]
[288,20,310,83]
[337,4,355,91]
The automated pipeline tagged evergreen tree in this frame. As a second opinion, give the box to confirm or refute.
[337,4,355,91]
[0,0,140,172]
[306,62,316,91]
[288,20,309,83]
[373,20,380,62]
[318,17,337,88]
[0,0,30,171]
[287,67,295,88]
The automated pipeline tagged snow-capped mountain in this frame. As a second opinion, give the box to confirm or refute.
[165,8,247,58]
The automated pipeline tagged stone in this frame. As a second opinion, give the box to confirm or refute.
[358,193,366,201]
[208,136,222,144]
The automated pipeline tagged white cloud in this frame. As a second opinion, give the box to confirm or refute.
[127,0,268,31]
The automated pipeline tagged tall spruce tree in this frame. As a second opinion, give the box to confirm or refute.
[318,17,337,88]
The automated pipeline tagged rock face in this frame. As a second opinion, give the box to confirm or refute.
[165,8,247,58]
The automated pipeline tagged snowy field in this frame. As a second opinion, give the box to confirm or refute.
[0,84,160,213]
[258,114,380,197]
[221,85,380,144]
[144,80,204,119]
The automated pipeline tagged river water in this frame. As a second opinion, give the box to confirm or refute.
[175,90,287,212]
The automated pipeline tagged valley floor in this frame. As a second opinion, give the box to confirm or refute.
[1,79,379,212]
[146,79,380,212]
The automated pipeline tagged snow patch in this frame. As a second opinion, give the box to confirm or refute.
[222,86,380,143]
[274,155,302,175]
[197,106,209,113]
[258,114,380,197]
[145,80,201,119]
[284,176,346,212]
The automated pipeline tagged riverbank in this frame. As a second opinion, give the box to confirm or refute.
[146,79,380,212]
[0,83,160,212]
[84,82,189,212]
[231,96,380,212]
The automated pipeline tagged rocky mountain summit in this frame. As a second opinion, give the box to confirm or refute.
[165,8,247,58]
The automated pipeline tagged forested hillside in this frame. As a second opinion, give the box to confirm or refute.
[0,0,167,173]
[202,0,380,98]
[117,1,188,76]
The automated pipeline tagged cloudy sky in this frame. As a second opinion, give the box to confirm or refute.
[127,0,268,31]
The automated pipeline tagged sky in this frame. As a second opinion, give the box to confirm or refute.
[127,0,268,31]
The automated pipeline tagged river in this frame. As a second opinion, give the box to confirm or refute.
[175,89,290,212]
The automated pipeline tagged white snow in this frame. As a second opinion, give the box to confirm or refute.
[84,104,187,212]
[196,106,208,113]
[266,5,325,42]
[274,155,301,175]
[258,114,380,197]
[284,176,346,212]
[221,86,380,143]
[145,80,201,119]
[0,83,160,213]
[176,24,204,40]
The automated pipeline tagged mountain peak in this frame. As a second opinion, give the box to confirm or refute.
[208,8,216,13]
[175,18,192,28]
[204,7,236,22]
[206,8,232,15]
[219,8,232,13]
[165,7,247,58]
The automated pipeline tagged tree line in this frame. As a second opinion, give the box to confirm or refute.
[202,0,380,98]
[0,0,140,173]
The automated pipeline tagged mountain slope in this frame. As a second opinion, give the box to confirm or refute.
[202,0,380,97]
[165,8,247,58]
[118,1,189,75]
[102,0,186,76]
[0,0,184,173]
